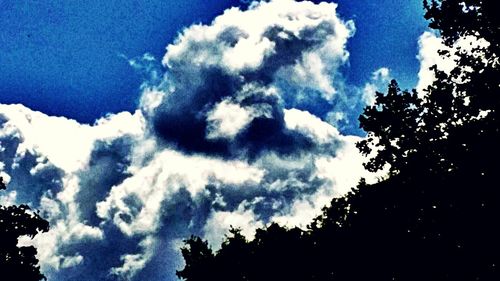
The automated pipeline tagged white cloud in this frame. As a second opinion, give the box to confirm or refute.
[96,149,265,237]
[372,67,389,80]
[362,67,391,106]
[272,195,329,229]
[223,36,276,72]
[0,1,377,280]
[416,31,490,95]
[206,100,258,140]
[284,108,340,143]
[416,31,455,94]
[110,236,157,280]
[0,190,16,206]
[0,104,145,273]
[164,0,352,73]
[0,104,144,173]
[160,0,353,107]
[314,135,379,194]
[203,203,264,249]
[270,134,379,228]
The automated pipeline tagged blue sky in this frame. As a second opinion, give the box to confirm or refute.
[1,0,427,123]
[0,1,436,280]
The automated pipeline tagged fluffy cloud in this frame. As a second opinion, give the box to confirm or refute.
[360,67,391,106]
[416,31,455,94]
[0,104,145,279]
[150,0,355,158]
[0,1,381,281]
[416,31,490,95]
[96,149,265,237]
[203,204,265,249]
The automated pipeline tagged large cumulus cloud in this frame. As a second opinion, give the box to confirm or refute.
[149,0,354,158]
[0,1,383,281]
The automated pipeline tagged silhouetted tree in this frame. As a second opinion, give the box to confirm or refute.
[357,81,422,175]
[176,235,215,280]
[0,177,49,280]
[177,1,500,280]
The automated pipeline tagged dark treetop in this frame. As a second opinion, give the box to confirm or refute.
[177,1,500,280]
[0,178,49,280]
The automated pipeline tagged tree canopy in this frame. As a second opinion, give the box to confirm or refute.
[0,178,49,280]
[177,0,500,280]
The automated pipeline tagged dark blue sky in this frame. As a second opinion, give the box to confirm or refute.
[0,0,428,123]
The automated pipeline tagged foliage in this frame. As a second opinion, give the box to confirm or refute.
[177,1,500,280]
[0,178,49,280]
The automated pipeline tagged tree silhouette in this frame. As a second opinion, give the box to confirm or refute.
[357,80,422,175]
[177,1,500,280]
[0,177,49,280]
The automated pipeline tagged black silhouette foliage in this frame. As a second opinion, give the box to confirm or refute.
[177,1,500,280]
[357,81,422,175]
[0,177,49,280]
